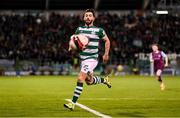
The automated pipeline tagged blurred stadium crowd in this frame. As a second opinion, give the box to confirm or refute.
[0,12,180,67]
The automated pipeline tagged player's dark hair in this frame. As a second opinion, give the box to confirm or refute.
[83,8,96,17]
[151,43,158,47]
[151,43,163,51]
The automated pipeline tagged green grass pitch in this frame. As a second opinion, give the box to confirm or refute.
[0,75,180,117]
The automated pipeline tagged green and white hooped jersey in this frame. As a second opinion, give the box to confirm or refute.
[75,26,107,61]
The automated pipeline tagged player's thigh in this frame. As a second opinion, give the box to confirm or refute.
[81,59,98,83]
[156,69,162,76]
[81,59,98,74]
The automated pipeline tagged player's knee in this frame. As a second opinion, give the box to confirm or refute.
[77,72,87,81]
[156,73,161,77]
[156,70,162,76]
[78,76,84,82]
[77,75,86,82]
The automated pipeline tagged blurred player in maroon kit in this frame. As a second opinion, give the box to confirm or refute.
[150,44,168,90]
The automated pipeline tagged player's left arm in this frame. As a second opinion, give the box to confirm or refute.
[161,51,168,67]
[99,28,110,64]
[102,36,110,64]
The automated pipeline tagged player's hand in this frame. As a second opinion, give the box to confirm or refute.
[164,63,168,67]
[150,60,154,63]
[103,54,109,64]
[68,46,72,51]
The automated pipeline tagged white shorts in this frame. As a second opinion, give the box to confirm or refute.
[80,59,98,74]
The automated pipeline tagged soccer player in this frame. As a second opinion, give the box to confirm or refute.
[150,44,168,90]
[64,9,111,110]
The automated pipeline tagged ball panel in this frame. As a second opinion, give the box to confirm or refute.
[69,34,89,51]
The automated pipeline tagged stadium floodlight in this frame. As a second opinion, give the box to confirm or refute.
[156,10,168,14]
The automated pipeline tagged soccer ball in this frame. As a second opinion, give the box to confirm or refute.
[69,34,89,51]
[117,64,123,72]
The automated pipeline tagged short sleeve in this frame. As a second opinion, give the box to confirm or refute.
[75,27,80,34]
[99,28,107,39]
[161,51,167,58]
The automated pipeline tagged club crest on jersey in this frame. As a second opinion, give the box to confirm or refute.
[91,31,96,35]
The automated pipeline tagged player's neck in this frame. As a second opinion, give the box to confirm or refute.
[85,23,94,27]
[154,50,159,53]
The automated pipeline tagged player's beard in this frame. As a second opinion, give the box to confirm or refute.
[85,20,93,26]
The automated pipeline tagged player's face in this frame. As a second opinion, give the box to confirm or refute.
[83,12,95,26]
[152,45,158,52]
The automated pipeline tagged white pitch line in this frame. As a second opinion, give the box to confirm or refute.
[78,98,180,101]
[65,99,111,118]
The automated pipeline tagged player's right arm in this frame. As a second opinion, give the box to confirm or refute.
[68,27,80,51]
[149,53,154,62]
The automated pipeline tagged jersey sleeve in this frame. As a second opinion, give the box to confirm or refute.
[161,51,167,58]
[99,28,107,39]
[75,27,80,34]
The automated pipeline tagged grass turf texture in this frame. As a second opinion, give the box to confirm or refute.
[0,75,180,117]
